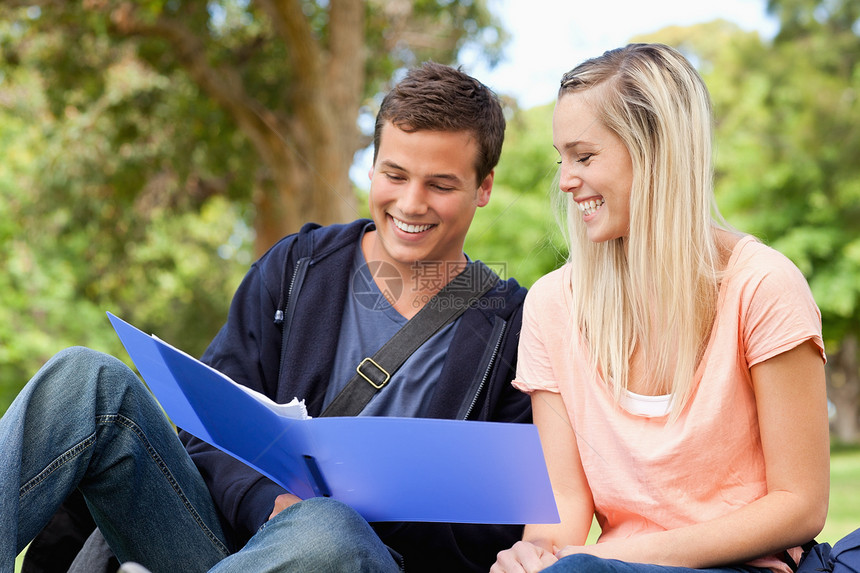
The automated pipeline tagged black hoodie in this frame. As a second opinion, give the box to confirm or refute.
[180,219,531,572]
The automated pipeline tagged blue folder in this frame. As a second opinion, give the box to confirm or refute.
[107,312,559,524]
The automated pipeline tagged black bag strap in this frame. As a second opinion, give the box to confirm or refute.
[321,261,499,417]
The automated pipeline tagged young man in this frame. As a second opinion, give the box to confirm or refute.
[3,62,529,573]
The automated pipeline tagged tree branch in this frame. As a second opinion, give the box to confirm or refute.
[108,2,293,163]
[254,0,322,94]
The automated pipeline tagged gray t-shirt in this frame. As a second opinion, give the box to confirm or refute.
[321,238,459,417]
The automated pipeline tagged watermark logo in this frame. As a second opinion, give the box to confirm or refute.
[352,261,509,311]
[353,260,403,310]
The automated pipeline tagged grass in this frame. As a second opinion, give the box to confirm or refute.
[819,444,860,544]
[14,447,860,572]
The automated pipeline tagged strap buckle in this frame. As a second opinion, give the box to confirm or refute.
[356,357,390,389]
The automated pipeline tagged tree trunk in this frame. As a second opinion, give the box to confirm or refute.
[252,133,359,255]
[108,0,365,257]
[827,332,860,444]
[247,0,365,255]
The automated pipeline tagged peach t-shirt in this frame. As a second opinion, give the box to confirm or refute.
[514,236,825,573]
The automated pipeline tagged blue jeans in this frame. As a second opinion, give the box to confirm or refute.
[544,554,773,573]
[1,347,401,573]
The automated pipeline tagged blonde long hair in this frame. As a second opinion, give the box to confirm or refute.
[558,43,727,418]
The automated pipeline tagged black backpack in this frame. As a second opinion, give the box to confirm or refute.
[795,528,860,573]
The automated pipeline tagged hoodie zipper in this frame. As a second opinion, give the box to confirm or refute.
[278,257,310,378]
[462,318,507,420]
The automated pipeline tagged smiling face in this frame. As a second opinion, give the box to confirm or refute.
[364,122,492,274]
[553,90,634,243]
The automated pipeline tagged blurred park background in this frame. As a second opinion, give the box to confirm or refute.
[1,0,859,546]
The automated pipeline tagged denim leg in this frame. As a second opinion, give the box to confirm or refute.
[545,554,773,573]
[0,347,231,573]
[209,497,402,573]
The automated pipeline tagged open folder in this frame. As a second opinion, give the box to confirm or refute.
[107,312,559,524]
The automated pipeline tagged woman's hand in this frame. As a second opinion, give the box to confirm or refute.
[491,391,595,572]
[268,492,303,520]
[491,540,559,573]
[555,544,611,560]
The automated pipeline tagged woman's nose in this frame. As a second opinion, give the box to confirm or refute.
[559,163,582,194]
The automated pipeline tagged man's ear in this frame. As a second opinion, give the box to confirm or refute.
[475,170,494,207]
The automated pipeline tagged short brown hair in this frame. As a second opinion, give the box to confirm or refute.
[373,62,506,184]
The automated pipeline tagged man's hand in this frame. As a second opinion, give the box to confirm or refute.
[268,493,303,520]
[490,540,558,573]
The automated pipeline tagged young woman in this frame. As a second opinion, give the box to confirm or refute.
[492,43,829,573]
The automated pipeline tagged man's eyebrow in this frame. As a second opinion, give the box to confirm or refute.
[426,172,463,183]
[378,159,405,171]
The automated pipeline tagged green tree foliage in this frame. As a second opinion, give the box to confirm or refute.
[0,56,251,410]
[0,1,508,414]
[0,0,506,253]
